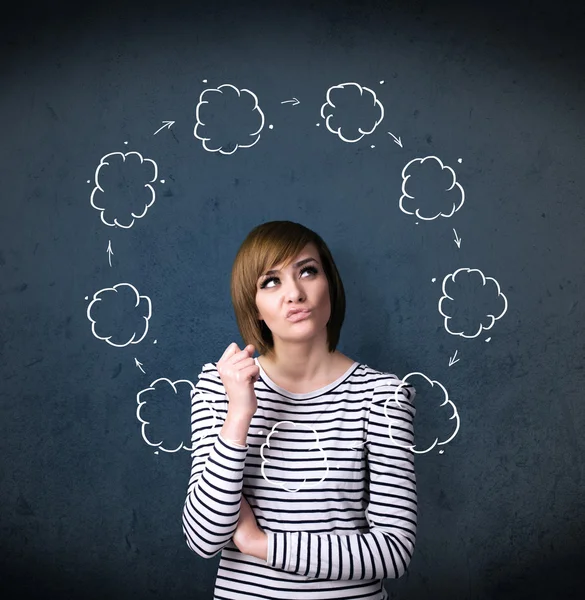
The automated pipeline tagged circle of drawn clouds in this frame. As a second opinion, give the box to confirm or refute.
[86,283,152,347]
[439,268,508,338]
[90,151,158,229]
[383,374,460,454]
[136,378,199,453]
[260,421,329,493]
[320,82,385,143]
[194,84,265,154]
[400,155,465,220]
[187,386,223,451]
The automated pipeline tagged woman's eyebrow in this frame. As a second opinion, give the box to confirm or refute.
[263,257,318,277]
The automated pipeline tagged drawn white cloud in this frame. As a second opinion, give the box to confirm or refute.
[193,84,265,154]
[383,373,460,454]
[260,421,329,493]
[439,268,508,338]
[399,155,465,220]
[320,82,384,143]
[136,379,199,453]
[86,283,152,347]
[90,151,158,229]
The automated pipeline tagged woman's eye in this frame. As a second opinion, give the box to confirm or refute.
[260,266,318,289]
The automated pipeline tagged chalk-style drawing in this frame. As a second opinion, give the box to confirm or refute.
[90,151,158,229]
[383,373,460,454]
[86,283,152,347]
[448,350,460,367]
[453,228,462,248]
[320,82,384,143]
[153,120,175,135]
[136,379,218,453]
[281,98,299,106]
[260,421,329,493]
[135,358,145,373]
[107,240,114,266]
[193,84,265,154]
[348,440,367,451]
[400,156,465,220]
[439,268,508,338]
[387,131,403,147]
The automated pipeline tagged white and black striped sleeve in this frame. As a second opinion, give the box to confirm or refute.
[266,379,417,580]
[182,363,248,559]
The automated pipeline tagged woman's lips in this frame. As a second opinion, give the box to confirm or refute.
[286,310,311,322]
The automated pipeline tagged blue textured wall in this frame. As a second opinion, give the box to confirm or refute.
[1,0,584,598]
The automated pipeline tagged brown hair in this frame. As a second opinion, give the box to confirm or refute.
[230,221,346,357]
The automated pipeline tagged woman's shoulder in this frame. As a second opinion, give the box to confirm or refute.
[354,360,403,383]
[355,362,416,402]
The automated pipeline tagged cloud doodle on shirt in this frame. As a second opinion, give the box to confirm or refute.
[188,387,223,449]
[320,82,384,143]
[382,373,459,454]
[193,84,265,154]
[90,151,158,228]
[399,155,465,220]
[86,283,152,347]
[261,421,329,493]
[439,268,508,338]
[136,378,200,453]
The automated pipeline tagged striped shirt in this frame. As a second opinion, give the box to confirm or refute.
[182,357,417,600]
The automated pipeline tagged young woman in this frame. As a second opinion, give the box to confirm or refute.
[182,220,417,599]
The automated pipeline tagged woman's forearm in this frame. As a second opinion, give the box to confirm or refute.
[220,410,253,447]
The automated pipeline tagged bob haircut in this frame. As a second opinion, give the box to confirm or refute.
[231,221,346,358]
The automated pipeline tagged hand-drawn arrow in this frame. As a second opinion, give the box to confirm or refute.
[348,440,367,451]
[448,350,460,367]
[387,132,403,148]
[453,228,462,248]
[153,120,175,135]
[107,240,114,267]
[281,98,300,105]
[135,358,145,374]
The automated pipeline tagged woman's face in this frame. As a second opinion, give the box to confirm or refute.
[255,242,331,346]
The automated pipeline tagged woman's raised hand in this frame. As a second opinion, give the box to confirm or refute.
[217,343,260,419]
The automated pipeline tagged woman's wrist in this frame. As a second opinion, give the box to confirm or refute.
[221,411,253,446]
[247,530,268,561]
